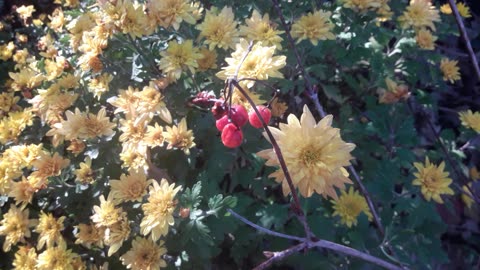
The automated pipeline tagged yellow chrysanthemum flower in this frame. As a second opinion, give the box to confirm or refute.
[231,86,265,111]
[140,179,181,241]
[197,48,218,71]
[0,91,20,115]
[270,97,288,117]
[440,58,461,83]
[163,118,196,155]
[331,187,373,227]
[146,0,197,30]
[415,28,437,50]
[0,205,36,252]
[120,237,167,270]
[108,84,172,123]
[459,110,480,133]
[91,194,124,227]
[440,2,471,18]
[75,157,95,184]
[9,176,38,207]
[412,157,454,204]
[398,0,441,30]
[257,105,355,199]
[158,40,202,81]
[196,6,239,50]
[109,169,152,204]
[30,152,70,181]
[35,212,65,250]
[16,5,36,21]
[89,73,113,100]
[74,223,104,248]
[239,10,284,50]
[342,0,382,13]
[13,246,37,270]
[144,123,165,148]
[0,41,15,61]
[36,241,75,270]
[9,69,44,92]
[83,108,116,139]
[291,10,335,46]
[216,39,286,88]
[103,212,131,256]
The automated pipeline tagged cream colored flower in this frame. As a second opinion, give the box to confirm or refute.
[257,105,355,198]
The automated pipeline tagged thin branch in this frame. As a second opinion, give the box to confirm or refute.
[311,240,404,270]
[227,209,305,242]
[230,208,404,270]
[230,80,315,240]
[271,0,385,244]
[253,243,307,270]
[448,0,480,81]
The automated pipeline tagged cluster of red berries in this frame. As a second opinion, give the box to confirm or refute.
[211,102,271,148]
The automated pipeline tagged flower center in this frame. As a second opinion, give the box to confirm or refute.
[299,147,322,166]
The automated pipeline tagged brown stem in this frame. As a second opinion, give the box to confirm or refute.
[448,0,480,81]
[230,80,314,240]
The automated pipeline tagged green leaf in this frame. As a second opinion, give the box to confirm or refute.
[181,181,202,209]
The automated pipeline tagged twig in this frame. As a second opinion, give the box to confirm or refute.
[271,0,386,244]
[230,209,404,270]
[227,209,305,242]
[253,243,307,270]
[448,0,480,81]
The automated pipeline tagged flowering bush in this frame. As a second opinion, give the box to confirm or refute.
[0,0,479,269]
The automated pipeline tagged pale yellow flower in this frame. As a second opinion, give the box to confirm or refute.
[291,10,335,46]
[35,212,65,250]
[416,28,437,50]
[16,5,36,21]
[216,39,286,88]
[31,152,70,181]
[342,0,382,12]
[109,169,152,204]
[158,40,202,81]
[88,73,113,100]
[239,10,284,49]
[412,157,454,204]
[163,118,196,155]
[144,123,165,147]
[257,105,355,199]
[440,2,471,18]
[331,187,373,227]
[120,237,167,270]
[13,246,37,270]
[459,110,480,133]
[141,179,181,241]
[398,0,441,30]
[196,6,239,50]
[146,0,197,30]
[36,241,75,270]
[0,42,15,61]
[440,58,461,83]
[75,157,95,184]
[74,223,104,248]
[0,205,36,252]
[91,194,123,227]
[197,48,218,71]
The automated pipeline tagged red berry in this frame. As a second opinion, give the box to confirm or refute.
[248,106,271,128]
[215,115,229,131]
[221,123,243,148]
[230,105,248,127]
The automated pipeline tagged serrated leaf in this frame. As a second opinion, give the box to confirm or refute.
[181,181,202,209]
